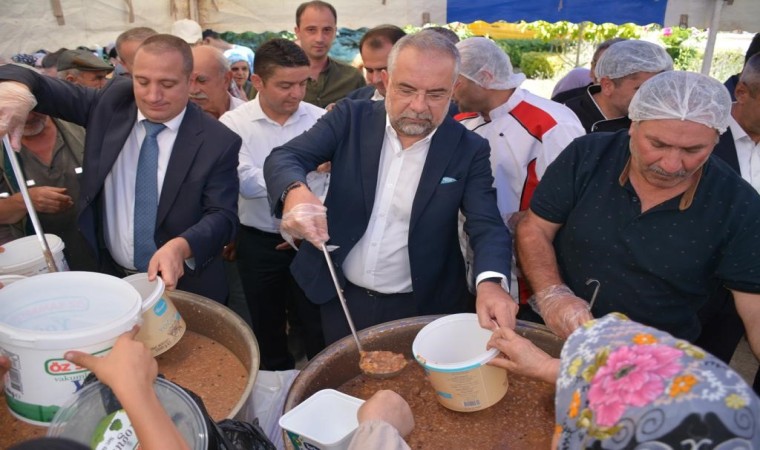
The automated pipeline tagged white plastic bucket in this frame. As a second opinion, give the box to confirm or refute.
[412,313,509,412]
[279,389,364,450]
[124,273,186,356]
[0,274,27,287]
[0,234,69,276]
[48,378,208,450]
[0,272,142,425]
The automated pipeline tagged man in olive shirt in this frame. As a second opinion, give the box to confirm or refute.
[294,1,365,108]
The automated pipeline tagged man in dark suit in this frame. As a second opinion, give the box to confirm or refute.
[264,30,516,344]
[0,34,240,303]
[697,53,760,394]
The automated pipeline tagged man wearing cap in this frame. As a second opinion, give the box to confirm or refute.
[453,37,584,308]
[345,24,406,101]
[56,49,114,89]
[264,31,516,344]
[565,40,672,133]
[294,1,365,108]
[516,71,760,364]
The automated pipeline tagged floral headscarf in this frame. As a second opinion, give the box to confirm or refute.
[555,313,760,449]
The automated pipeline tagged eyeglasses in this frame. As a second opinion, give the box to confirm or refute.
[391,85,451,104]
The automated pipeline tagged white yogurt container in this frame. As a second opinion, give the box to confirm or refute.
[0,234,68,276]
[0,272,142,425]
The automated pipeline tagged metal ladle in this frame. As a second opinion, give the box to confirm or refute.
[2,134,58,272]
[320,243,406,378]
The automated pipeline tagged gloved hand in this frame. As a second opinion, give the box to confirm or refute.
[281,202,329,249]
[0,81,37,150]
[529,284,592,339]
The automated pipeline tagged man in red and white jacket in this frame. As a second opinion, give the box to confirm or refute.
[453,37,584,311]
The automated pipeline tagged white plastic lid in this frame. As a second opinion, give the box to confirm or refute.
[0,272,142,348]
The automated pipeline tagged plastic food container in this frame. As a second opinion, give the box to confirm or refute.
[125,273,186,356]
[48,377,208,450]
[412,313,508,412]
[0,272,142,425]
[0,234,68,276]
[279,389,364,450]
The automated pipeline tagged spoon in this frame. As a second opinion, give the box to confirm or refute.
[320,243,407,378]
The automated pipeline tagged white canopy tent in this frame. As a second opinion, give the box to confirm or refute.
[0,0,756,65]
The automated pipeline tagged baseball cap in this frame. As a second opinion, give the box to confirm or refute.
[172,19,203,44]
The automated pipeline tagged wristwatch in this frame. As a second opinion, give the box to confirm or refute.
[281,181,308,203]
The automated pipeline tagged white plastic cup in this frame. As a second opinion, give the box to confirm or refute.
[279,389,364,450]
[0,234,69,276]
[412,313,509,412]
[124,273,186,356]
[0,272,142,425]
[48,378,207,450]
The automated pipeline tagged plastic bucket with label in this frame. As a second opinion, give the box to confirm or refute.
[0,234,68,276]
[0,272,142,425]
[48,377,208,450]
[279,389,364,450]
[412,313,508,412]
[124,273,186,356]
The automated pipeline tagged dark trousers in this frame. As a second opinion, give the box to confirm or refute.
[236,225,324,370]
[320,281,418,345]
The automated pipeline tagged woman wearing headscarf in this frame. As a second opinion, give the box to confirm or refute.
[489,313,760,449]
[225,47,254,100]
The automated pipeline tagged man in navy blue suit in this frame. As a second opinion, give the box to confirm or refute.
[0,34,240,303]
[264,31,516,343]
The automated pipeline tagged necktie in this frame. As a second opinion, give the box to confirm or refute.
[133,121,165,271]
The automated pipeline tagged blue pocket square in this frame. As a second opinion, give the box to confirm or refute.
[440,176,458,184]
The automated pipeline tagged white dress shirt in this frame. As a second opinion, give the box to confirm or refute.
[104,109,187,269]
[220,96,326,233]
[342,117,433,293]
[729,115,760,193]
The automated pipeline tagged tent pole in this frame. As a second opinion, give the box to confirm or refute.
[701,0,725,75]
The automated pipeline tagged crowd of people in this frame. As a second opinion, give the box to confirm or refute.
[1,0,760,447]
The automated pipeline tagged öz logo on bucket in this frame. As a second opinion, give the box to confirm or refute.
[0,272,142,425]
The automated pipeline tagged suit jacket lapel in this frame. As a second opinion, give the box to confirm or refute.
[157,104,202,227]
[713,128,741,173]
[94,103,138,188]
[360,101,387,218]
[410,116,461,232]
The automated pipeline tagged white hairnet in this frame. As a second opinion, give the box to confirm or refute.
[594,40,673,80]
[628,71,731,133]
[456,37,525,90]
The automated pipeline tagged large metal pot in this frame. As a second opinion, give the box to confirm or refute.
[166,290,259,420]
[284,316,563,412]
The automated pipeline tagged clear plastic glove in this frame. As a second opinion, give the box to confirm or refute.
[0,82,37,150]
[280,203,329,249]
[529,284,592,339]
